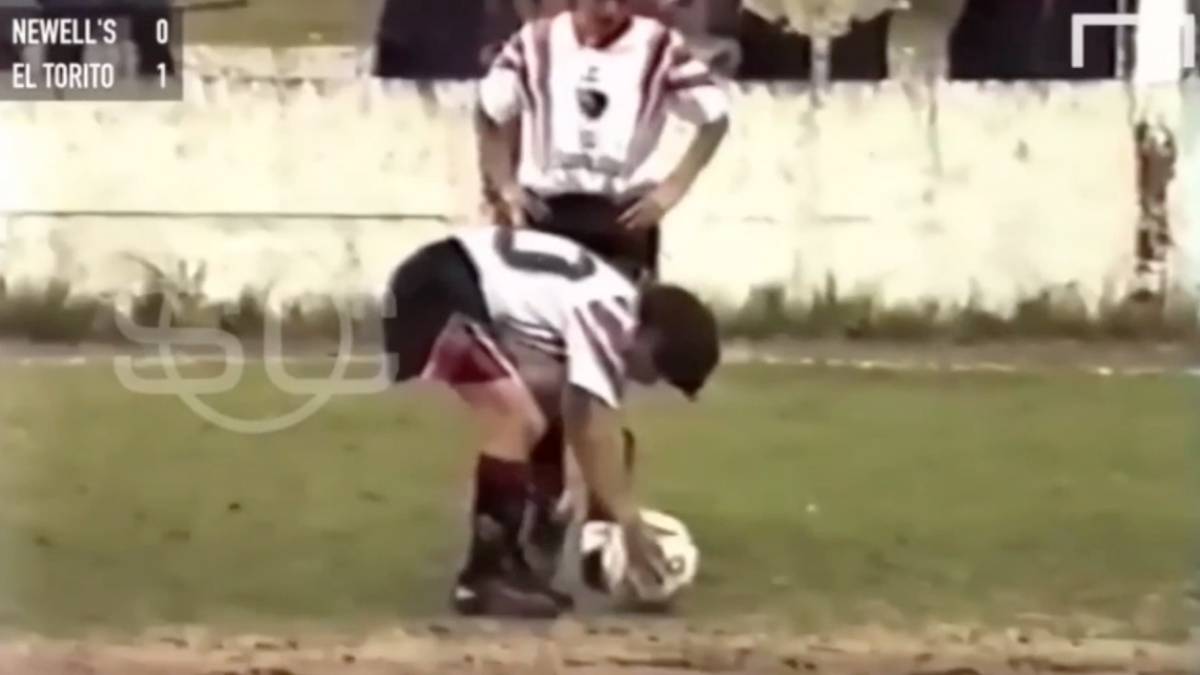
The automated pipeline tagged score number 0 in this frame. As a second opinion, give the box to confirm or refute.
[155,18,171,88]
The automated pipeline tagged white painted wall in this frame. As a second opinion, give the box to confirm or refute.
[0,215,449,315]
[0,48,1193,318]
[663,80,1187,313]
[1182,79,1200,290]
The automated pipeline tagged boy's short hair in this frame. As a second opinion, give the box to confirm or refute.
[638,284,720,398]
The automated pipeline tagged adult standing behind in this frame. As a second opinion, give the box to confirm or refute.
[475,0,730,283]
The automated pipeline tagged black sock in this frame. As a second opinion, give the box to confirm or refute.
[474,454,529,531]
[462,455,529,580]
[529,419,565,504]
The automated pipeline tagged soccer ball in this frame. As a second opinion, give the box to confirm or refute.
[578,508,699,606]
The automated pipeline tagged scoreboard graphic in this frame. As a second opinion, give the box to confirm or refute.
[0,1,183,101]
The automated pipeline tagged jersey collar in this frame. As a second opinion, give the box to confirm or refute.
[570,13,634,51]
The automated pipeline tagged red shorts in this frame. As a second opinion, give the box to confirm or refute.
[421,317,520,386]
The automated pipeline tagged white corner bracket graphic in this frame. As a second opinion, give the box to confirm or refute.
[1072,11,1197,72]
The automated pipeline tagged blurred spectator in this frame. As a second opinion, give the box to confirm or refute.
[950,0,1121,80]
[38,0,175,78]
[381,0,744,80]
[830,12,889,80]
[0,33,18,73]
[478,0,714,73]
[479,0,524,69]
[735,5,812,79]
[737,0,892,80]
[0,0,34,72]
[658,0,742,76]
[374,0,487,79]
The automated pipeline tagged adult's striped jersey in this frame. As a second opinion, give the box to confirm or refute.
[478,11,729,198]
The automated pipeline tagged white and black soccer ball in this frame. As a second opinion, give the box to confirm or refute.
[578,508,699,606]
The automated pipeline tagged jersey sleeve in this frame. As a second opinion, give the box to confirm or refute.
[662,31,730,125]
[478,29,529,124]
[563,298,636,409]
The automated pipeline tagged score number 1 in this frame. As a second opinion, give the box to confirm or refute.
[156,18,170,88]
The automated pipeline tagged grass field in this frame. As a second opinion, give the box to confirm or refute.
[0,359,1195,640]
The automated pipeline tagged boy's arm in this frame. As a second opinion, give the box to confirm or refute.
[562,385,667,588]
[476,105,522,200]
[561,384,637,524]
[474,29,548,226]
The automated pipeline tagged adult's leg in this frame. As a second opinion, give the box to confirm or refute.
[129,1,176,78]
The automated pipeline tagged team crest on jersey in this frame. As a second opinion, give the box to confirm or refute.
[577,88,609,120]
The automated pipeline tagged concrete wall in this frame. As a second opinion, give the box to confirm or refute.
[1184,79,1200,288]
[0,48,1193,318]
[661,80,1187,313]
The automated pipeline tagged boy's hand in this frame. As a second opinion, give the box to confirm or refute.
[622,513,669,594]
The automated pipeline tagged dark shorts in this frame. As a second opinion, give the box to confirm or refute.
[529,192,660,283]
[382,239,514,385]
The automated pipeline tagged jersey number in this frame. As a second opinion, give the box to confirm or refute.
[494,229,596,280]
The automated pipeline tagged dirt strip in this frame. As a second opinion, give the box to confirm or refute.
[0,623,1194,675]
